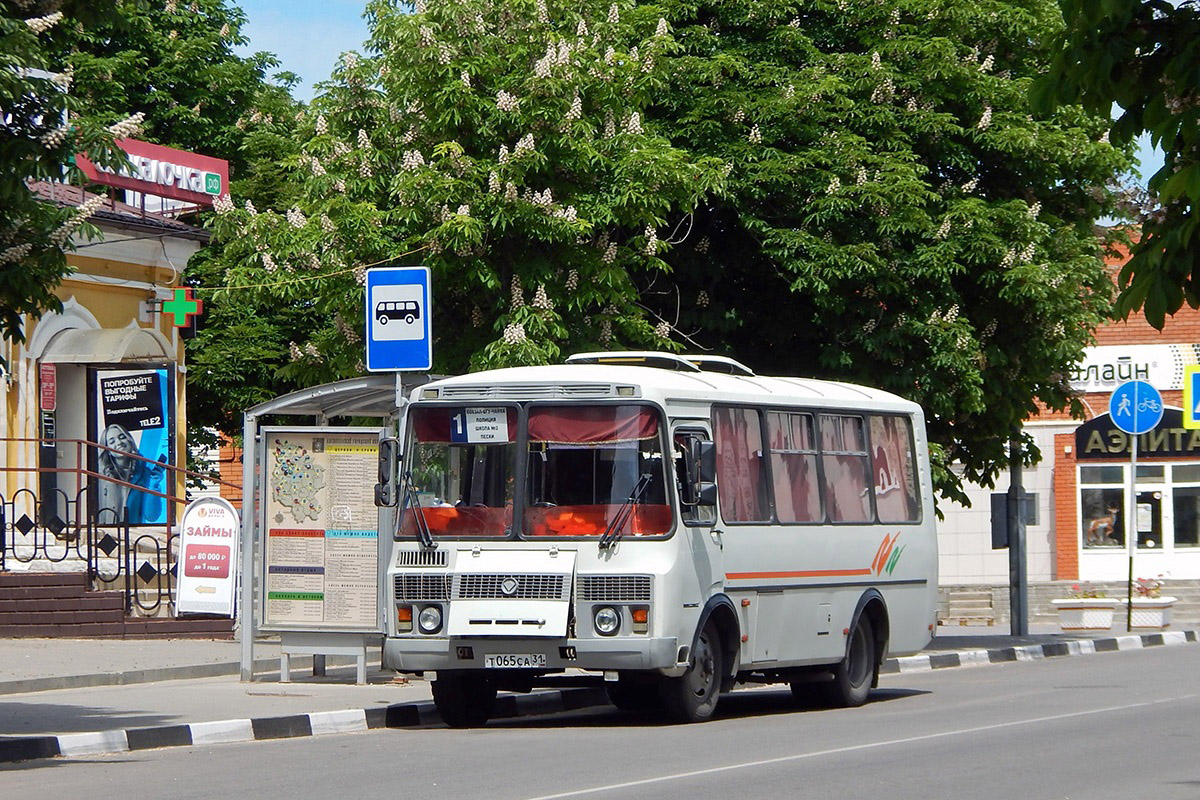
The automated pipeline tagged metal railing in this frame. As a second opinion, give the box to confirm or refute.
[1,437,240,616]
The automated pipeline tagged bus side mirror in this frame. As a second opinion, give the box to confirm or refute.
[691,440,717,508]
[375,437,400,507]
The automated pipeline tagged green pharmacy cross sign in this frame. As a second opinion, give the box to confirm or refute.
[162,287,203,327]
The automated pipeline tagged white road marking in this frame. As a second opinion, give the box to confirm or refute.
[520,693,1200,800]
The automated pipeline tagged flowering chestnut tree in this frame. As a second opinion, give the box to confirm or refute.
[0,0,128,352]
[201,0,725,390]
[641,0,1130,502]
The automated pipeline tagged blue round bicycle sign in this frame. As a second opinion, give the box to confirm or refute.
[1109,380,1164,435]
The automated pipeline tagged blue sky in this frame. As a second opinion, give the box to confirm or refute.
[235,0,370,101]
[233,1,1162,185]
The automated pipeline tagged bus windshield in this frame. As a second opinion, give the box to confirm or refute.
[400,406,517,538]
[523,404,670,538]
[399,403,671,539]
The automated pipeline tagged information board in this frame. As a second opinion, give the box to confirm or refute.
[261,428,383,631]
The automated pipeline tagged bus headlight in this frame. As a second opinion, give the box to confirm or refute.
[418,605,443,634]
[594,606,620,636]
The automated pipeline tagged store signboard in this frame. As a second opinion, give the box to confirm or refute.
[76,137,229,207]
[177,497,240,617]
[1070,344,1200,392]
[260,428,383,632]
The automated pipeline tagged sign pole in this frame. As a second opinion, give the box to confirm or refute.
[1126,429,1137,633]
[1108,379,1162,634]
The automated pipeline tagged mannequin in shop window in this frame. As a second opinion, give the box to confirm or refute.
[96,423,166,525]
[1086,503,1121,547]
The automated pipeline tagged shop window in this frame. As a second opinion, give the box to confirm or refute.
[1173,465,1200,483]
[766,412,821,523]
[1173,487,1200,548]
[1136,465,1165,483]
[713,407,769,522]
[1080,466,1123,483]
[1081,488,1124,548]
[819,414,872,523]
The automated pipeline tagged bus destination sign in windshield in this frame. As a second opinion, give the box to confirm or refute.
[451,408,509,444]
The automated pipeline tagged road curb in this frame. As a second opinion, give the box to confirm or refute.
[880,629,1197,675]
[1,630,1195,764]
[0,686,611,764]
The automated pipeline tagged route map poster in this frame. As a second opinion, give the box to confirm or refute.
[261,429,383,631]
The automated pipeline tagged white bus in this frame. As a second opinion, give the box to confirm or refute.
[378,352,938,726]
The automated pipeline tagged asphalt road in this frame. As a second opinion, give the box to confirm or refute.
[4,645,1197,800]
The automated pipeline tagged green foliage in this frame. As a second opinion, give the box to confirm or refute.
[202,0,725,388]
[645,0,1127,503]
[51,0,292,173]
[0,0,126,351]
[1036,0,1200,329]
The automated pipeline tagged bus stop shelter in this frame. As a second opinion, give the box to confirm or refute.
[237,373,431,680]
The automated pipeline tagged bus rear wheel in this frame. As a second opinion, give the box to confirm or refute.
[660,620,722,723]
[817,614,875,708]
[432,671,497,728]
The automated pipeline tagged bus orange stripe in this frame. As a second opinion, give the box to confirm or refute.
[725,569,874,580]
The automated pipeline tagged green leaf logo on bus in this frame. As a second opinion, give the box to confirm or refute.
[872,532,905,576]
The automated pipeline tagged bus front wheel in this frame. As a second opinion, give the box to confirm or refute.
[660,620,722,723]
[817,614,875,708]
[432,671,496,728]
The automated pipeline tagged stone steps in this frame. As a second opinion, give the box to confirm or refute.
[0,572,232,639]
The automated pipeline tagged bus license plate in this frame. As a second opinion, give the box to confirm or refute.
[484,653,547,669]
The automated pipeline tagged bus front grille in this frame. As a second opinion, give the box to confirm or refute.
[455,573,570,600]
[576,575,653,602]
[394,574,452,602]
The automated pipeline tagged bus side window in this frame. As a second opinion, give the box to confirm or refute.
[675,431,716,526]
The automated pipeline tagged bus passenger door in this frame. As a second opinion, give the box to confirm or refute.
[673,427,723,598]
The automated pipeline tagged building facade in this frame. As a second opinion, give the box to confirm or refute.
[2,182,208,526]
[939,247,1200,585]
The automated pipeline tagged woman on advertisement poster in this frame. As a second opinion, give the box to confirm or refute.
[97,423,166,525]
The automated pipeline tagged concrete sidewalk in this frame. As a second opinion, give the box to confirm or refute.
[0,625,1195,763]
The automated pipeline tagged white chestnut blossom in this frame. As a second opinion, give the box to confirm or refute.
[0,243,34,264]
[502,323,527,344]
[625,112,643,135]
[26,11,64,34]
[496,90,520,112]
[107,112,145,139]
[212,194,234,215]
[977,106,992,131]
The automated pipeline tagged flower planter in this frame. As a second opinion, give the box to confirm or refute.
[1051,598,1120,631]
[1120,597,1177,630]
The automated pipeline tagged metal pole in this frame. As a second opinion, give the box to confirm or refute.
[1126,428,1138,633]
[1008,430,1028,636]
[239,414,258,681]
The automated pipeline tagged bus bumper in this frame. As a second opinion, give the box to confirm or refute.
[382,635,680,673]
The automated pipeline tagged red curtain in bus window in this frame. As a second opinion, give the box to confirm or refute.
[713,407,768,522]
[411,407,517,442]
[527,406,658,444]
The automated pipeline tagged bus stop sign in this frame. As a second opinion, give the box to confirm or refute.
[1109,380,1163,435]
[365,267,432,372]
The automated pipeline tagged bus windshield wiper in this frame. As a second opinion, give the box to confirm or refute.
[402,470,434,548]
[599,472,652,550]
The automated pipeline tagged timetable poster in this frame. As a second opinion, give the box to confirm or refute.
[262,430,382,631]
